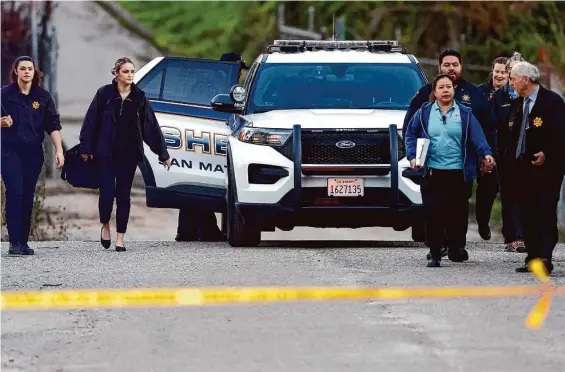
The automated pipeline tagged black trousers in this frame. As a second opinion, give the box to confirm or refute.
[475,167,499,227]
[1,144,44,246]
[498,159,523,243]
[515,160,563,264]
[177,209,220,238]
[421,168,473,260]
[97,152,139,234]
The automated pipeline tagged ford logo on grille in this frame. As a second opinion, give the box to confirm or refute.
[336,140,356,149]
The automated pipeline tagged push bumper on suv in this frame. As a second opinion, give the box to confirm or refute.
[234,124,423,231]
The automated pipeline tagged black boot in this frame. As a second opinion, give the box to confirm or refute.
[20,243,35,255]
[8,243,33,255]
[8,243,23,255]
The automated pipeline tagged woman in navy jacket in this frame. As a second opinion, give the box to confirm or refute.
[1,56,65,255]
[405,74,495,267]
[79,57,171,252]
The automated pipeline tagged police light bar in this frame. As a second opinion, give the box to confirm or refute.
[271,40,405,52]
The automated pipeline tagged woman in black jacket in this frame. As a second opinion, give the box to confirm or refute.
[79,57,171,251]
[1,56,65,255]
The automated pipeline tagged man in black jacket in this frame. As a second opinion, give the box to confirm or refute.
[506,61,565,274]
[402,49,490,142]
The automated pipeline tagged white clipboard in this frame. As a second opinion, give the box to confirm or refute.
[416,138,430,167]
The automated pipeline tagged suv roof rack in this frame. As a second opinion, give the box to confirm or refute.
[266,40,408,54]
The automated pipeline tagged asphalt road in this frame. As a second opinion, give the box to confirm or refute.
[2,239,565,372]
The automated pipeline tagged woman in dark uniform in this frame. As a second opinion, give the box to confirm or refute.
[79,57,171,252]
[1,56,65,255]
[405,74,495,267]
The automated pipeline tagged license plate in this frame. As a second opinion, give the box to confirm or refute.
[327,178,364,197]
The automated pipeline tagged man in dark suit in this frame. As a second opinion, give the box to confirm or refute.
[506,61,565,274]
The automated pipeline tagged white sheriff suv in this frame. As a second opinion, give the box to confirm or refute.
[134,40,428,247]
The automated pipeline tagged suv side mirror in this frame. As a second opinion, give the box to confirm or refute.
[211,94,241,113]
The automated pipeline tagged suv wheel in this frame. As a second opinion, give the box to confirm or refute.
[226,153,261,247]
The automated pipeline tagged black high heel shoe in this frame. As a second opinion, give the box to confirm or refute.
[100,226,111,249]
[115,244,126,252]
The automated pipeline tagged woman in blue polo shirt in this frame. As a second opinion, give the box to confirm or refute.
[1,56,65,255]
[405,74,496,267]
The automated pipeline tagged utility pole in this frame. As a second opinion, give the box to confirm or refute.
[32,1,56,179]
[31,1,38,61]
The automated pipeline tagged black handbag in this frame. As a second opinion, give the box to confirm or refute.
[60,144,99,189]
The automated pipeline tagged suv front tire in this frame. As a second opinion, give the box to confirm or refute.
[226,152,261,247]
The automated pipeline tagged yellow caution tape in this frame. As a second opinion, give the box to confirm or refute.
[0,259,561,329]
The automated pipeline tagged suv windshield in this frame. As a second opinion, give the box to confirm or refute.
[247,62,425,113]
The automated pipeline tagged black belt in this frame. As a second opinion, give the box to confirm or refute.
[427,167,464,176]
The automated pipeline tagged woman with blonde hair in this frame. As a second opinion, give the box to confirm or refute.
[405,74,495,267]
[79,57,171,251]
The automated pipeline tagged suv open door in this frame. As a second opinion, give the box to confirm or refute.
[134,56,241,212]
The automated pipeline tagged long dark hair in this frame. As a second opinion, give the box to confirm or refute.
[10,56,43,86]
[429,73,455,102]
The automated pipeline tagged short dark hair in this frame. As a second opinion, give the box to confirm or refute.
[10,56,43,86]
[429,74,455,101]
[432,73,455,90]
[438,49,462,65]
[491,57,508,69]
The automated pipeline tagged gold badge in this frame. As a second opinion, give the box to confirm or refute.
[532,117,543,127]
[462,94,471,102]
[32,101,40,110]
[509,121,513,128]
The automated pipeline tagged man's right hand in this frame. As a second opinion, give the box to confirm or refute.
[1,115,13,128]
[410,159,420,169]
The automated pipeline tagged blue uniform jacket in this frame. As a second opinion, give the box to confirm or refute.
[79,81,170,162]
[477,78,495,101]
[1,82,61,147]
[488,82,517,157]
[476,78,498,151]
[404,101,493,182]
[402,78,490,143]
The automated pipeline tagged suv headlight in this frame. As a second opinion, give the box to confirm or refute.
[237,127,292,146]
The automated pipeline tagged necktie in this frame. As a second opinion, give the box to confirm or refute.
[516,97,530,158]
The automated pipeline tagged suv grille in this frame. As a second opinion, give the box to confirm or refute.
[274,130,405,164]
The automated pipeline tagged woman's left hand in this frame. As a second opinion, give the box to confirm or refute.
[162,158,171,170]
[55,150,65,168]
[485,155,496,166]
[482,155,496,173]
